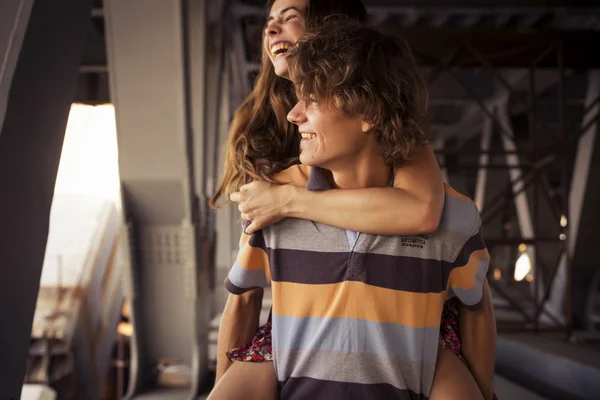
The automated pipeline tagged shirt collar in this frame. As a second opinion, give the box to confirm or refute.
[306,167,333,191]
[306,166,395,191]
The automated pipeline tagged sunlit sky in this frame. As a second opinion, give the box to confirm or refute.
[54,104,121,204]
[40,104,122,287]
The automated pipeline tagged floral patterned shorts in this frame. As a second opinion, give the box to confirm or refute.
[227,317,274,362]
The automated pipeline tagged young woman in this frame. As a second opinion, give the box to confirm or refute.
[208,1,497,399]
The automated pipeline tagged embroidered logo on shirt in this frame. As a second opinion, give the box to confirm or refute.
[401,235,429,249]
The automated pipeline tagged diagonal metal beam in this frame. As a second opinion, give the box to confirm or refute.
[489,280,535,324]
[481,153,556,227]
[497,101,535,244]
[474,116,493,211]
[547,71,600,330]
[569,71,600,251]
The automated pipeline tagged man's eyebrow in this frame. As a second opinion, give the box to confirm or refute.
[267,6,303,22]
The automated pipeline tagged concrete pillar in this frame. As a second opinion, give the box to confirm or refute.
[104,0,211,397]
[214,58,241,313]
[0,0,94,397]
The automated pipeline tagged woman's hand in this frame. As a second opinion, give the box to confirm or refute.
[230,181,297,234]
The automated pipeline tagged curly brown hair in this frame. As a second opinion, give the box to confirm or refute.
[210,0,368,208]
[289,17,430,167]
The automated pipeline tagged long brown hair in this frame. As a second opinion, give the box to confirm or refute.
[210,0,368,208]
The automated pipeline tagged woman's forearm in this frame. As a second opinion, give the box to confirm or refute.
[459,280,497,400]
[215,289,263,383]
[284,185,442,235]
[233,145,445,235]
[282,144,444,235]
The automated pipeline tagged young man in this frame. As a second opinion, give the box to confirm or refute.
[225,19,492,399]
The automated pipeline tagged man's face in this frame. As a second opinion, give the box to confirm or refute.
[287,100,372,168]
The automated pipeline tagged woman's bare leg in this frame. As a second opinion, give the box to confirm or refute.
[430,345,484,400]
[207,361,278,400]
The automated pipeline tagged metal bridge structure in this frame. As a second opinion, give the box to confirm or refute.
[1,1,600,399]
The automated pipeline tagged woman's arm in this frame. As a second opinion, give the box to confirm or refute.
[234,144,445,235]
[215,289,263,383]
[459,279,497,400]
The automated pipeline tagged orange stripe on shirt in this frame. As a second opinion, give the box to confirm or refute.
[447,248,489,290]
[272,281,447,328]
[237,233,271,280]
[237,243,268,272]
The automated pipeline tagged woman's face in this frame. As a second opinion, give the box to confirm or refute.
[264,0,307,79]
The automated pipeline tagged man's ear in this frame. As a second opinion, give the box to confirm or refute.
[361,120,375,133]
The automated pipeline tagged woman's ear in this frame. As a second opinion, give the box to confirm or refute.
[361,120,374,133]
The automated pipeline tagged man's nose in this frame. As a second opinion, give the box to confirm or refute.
[287,101,306,125]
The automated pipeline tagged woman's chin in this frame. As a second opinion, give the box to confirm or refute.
[272,60,290,79]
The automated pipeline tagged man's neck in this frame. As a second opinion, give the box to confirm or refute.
[328,155,391,190]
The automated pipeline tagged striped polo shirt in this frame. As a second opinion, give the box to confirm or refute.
[226,165,489,400]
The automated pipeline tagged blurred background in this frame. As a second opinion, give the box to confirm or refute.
[1,0,600,399]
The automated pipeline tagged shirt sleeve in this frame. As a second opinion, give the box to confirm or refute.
[224,229,271,295]
[446,214,490,311]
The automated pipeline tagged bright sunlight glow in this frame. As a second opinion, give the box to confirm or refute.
[39,104,121,287]
[53,104,121,206]
[560,215,568,228]
[514,250,532,282]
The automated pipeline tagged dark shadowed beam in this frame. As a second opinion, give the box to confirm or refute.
[569,71,600,329]
[0,0,95,398]
[241,0,599,7]
[0,0,34,132]
[388,29,600,68]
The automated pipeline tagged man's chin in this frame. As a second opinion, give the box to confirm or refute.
[299,154,325,167]
[299,154,314,166]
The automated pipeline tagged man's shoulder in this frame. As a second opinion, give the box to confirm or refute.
[273,164,311,186]
[440,183,481,235]
[443,183,477,207]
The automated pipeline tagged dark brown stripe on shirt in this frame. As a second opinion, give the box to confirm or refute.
[267,233,484,293]
[224,277,259,295]
[279,376,428,400]
[248,229,267,250]
[268,248,444,292]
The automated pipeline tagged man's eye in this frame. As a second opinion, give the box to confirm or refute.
[286,14,298,21]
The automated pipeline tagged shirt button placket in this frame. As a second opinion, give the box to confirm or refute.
[346,248,366,282]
